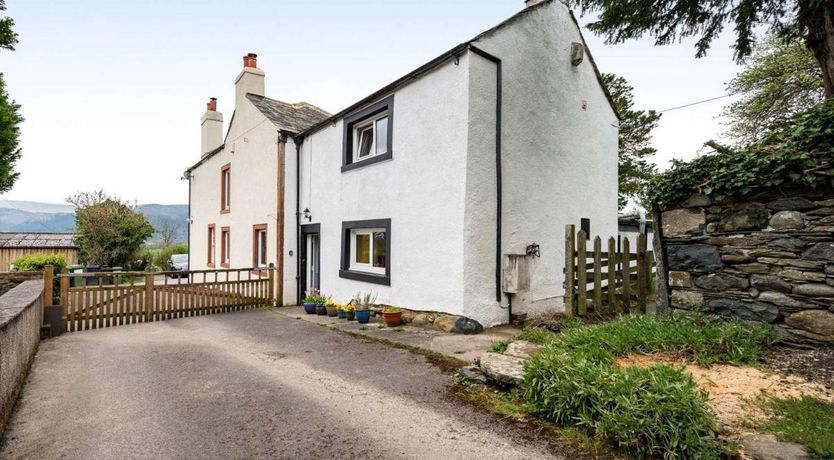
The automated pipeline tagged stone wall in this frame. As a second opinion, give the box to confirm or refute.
[657,188,834,343]
[0,280,43,436]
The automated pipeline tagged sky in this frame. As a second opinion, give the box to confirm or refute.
[0,0,744,205]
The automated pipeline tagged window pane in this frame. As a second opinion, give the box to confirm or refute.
[357,127,373,158]
[355,233,370,264]
[372,231,386,268]
[259,231,267,265]
[375,117,388,155]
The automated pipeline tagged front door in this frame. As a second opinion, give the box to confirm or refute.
[299,224,320,301]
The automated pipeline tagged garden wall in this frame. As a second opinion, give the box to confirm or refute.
[0,280,43,436]
[656,187,834,343]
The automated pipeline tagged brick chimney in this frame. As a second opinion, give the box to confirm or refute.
[235,52,265,109]
[201,97,223,156]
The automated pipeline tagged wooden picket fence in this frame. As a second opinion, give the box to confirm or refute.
[564,224,655,316]
[45,266,274,333]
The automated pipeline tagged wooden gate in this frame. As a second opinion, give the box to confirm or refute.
[564,224,655,316]
[47,267,274,333]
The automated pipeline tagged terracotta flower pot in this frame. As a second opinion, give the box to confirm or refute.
[383,311,402,327]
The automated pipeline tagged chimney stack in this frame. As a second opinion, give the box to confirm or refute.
[235,52,265,109]
[201,97,223,156]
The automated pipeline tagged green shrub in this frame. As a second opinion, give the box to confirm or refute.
[757,396,834,459]
[521,312,776,458]
[488,341,509,353]
[648,101,834,207]
[11,254,67,272]
[515,327,557,345]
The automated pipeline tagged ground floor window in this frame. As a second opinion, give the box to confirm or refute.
[221,226,230,268]
[207,224,216,267]
[340,218,391,285]
[252,224,267,269]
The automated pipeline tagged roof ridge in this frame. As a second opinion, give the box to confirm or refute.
[246,93,331,116]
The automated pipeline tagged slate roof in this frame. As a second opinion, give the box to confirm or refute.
[0,233,78,249]
[246,94,331,134]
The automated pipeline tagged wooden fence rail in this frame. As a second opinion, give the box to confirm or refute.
[564,224,655,316]
[46,266,274,333]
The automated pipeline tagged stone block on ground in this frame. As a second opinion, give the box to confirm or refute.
[503,340,541,359]
[432,315,460,332]
[457,365,488,384]
[741,433,810,460]
[452,317,484,334]
[479,352,524,386]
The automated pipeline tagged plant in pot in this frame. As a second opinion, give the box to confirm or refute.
[325,297,338,317]
[315,294,327,316]
[336,304,346,319]
[383,306,403,327]
[302,289,319,315]
[343,304,355,321]
[354,292,376,324]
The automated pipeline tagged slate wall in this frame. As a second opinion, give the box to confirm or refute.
[657,188,834,343]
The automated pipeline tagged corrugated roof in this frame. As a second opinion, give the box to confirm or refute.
[0,233,78,249]
[246,94,331,134]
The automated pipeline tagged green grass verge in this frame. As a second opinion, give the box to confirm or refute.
[757,396,834,459]
[522,312,776,459]
[487,341,509,353]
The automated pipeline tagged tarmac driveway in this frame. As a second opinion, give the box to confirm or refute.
[0,310,563,459]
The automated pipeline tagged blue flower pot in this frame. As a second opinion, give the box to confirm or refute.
[303,303,317,315]
[355,310,371,324]
[337,309,346,319]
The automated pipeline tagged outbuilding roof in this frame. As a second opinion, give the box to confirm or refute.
[0,233,78,249]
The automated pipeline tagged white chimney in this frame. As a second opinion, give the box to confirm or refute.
[201,97,223,156]
[235,52,265,109]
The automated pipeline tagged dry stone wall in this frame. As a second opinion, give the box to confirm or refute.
[657,188,834,343]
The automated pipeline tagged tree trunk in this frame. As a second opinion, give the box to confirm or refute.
[805,6,834,99]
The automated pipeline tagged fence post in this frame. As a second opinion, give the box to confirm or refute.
[622,238,631,313]
[607,237,616,311]
[577,230,587,316]
[564,224,576,315]
[636,234,648,312]
[593,236,602,314]
[268,263,275,307]
[43,265,54,307]
[59,268,68,332]
[144,273,154,323]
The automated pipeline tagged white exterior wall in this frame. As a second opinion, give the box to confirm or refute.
[189,99,280,278]
[463,1,619,323]
[296,55,471,312]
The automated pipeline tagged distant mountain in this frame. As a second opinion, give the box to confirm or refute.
[0,200,188,246]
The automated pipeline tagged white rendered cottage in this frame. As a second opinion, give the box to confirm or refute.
[185,0,618,327]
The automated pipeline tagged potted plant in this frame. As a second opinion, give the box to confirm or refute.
[343,304,355,321]
[325,297,338,317]
[336,304,346,319]
[354,292,376,324]
[315,294,327,316]
[383,306,403,327]
[302,289,319,315]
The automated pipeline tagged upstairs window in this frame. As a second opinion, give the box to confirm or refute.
[342,95,394,172]
[220,163,231,213]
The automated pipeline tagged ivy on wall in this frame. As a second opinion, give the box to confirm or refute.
[648,101,834,207]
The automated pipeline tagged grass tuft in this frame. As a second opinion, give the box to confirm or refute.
[488,341,509,353]
[515,328,557,345]
[757,396,834,459]
[521,312,777,459]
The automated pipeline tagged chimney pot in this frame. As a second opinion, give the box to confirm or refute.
[243,53,258,68]
[206,97,217,112]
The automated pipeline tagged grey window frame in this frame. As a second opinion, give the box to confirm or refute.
[341,95,394,172]
[339,218,391,285]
